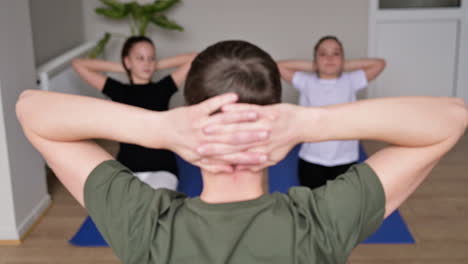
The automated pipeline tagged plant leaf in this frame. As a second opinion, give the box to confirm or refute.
[125,2,144,21]
[150,15,184,31]
[95,7,128,19]
[138,16,150,36]
[144,0,181,13]
[87,32,112,58]
[99,0,125,12]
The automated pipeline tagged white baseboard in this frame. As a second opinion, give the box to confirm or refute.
[0,194,51,241]
[17,194,51,239]
[0,227,20,241]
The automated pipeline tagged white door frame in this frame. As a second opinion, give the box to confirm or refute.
[368,0,468,101]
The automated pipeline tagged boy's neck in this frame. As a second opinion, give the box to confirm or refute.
[199,169,268,204]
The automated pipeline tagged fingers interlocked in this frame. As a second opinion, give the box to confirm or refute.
[196,102,276,171]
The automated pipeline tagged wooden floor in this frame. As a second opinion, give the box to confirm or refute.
[1,134,467,264]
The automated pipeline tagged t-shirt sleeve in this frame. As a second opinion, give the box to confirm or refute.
[84,160,183,263]
[291,71,312,93]
[290,163,385,260]
[143,75,178,110]
[349,70,368,92]
[158,75,178,97]
[102,77,126,102]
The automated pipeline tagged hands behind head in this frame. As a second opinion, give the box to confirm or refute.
[159,93,270,173]
[161,93,311,173]
[200,103,308,172]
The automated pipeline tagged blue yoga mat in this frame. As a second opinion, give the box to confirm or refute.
[363,210,415,244]
[70,144,414,246]
[69,209,414,246]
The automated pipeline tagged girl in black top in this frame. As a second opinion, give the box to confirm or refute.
[73,36,195,190]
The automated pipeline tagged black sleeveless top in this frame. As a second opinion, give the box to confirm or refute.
[102,76,178,176]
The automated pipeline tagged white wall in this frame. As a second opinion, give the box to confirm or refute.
[0,1,50,240]
[82,0,370,105]
[457,2,468,103]
[29,0,85,66]
[0,82,16,239]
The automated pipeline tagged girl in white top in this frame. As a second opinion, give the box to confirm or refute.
[277,35,386,189]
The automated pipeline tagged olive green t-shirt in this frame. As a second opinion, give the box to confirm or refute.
[84,160,385,264]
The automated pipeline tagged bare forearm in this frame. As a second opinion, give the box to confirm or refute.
[156,52,197,70]
[16,90,164,148]
[343,58,386,81]
[72,58,125,73]
[302,97,467,147]
[343,58,381,71]
[276,60,315,83]
[277,60,316,72]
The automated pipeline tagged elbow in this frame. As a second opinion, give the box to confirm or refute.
[277,63,288,74]
[277,65,286,77]
[277,61,295,74]
[188,52,198,63]
[379,58,386,69]
[461,100,468,131]
[451,98,468,136]
[183,52,198,62]
[277,61,286,68]
[71,58,83,70]
[375,58,386,71]
[16,89,36,125]
[278,67,294,83]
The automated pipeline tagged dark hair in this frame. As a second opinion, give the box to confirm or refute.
[313,35,344,60]
[121,36,155,85]
[184,40,281,106]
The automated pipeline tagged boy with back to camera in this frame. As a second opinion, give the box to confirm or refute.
[16,40,467,263]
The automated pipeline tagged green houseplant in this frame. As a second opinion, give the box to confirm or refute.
[88,0,184,58]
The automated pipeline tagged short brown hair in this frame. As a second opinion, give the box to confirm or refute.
[184,40,281,106]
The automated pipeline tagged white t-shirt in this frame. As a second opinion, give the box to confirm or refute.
[292,70,368,166]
